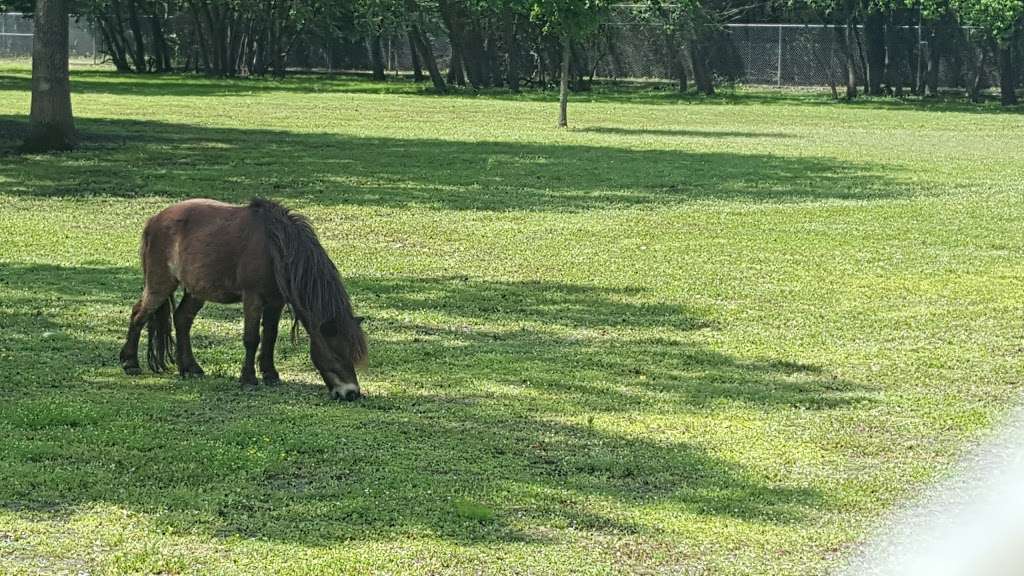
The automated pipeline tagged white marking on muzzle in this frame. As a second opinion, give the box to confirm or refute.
[325,373,360,400]
[336,383,360,400]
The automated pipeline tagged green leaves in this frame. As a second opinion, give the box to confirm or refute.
[528,0,608,39]
[952,0,1024,41]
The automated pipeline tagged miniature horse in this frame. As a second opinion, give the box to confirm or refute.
[119,198,367,401]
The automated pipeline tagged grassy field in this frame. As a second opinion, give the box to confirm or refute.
[1,62,1023,575]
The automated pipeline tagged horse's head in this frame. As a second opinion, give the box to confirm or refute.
[308,314,367,401]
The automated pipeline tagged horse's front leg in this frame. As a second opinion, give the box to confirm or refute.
[259,302,284,385]
[240,292,262,387]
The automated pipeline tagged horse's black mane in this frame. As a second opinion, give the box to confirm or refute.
[249,198,367,365]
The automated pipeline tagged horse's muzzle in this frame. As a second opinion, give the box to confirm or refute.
[329,385,361,402]
[324,371,361,401]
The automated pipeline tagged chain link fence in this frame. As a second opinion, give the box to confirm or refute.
[0,10,1000,91]
[592,21,996,89]
[1,13,98,60]
[324,21,997,91]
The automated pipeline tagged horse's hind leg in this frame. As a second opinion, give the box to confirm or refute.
[174,291,205,378]
[119,285,176,374]
[120,298,149,375]
[120,253,178,375]
[259,302,284,385]
[239,291,263,387]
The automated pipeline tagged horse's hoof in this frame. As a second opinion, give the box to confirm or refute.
[262,372,281,386]
[239,375,258,388]
[123,365,142,376]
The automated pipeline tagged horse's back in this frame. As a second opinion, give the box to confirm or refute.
[142,199,272,303]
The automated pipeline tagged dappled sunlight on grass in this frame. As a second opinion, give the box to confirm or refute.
[0,260,862,572]
[1,67,1024,574]
[0,116,907,210]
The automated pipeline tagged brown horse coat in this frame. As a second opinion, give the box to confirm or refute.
[119,198,367,400]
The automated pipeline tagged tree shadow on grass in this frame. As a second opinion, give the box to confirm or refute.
[1,70,1019,114]
[578,126,795,139]
[0,263,869,547]
[353,274,865,412]
[0,115,903,211]
[0,70,431,99]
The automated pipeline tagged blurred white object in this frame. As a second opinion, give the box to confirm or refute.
[841,406,1024,576]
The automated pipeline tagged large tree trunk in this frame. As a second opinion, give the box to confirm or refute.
[968,43,986,103]
[190,1,210,72]
[484,32,500,87]
[96,16,132,72]
[266,15,282,76]
[926,13,965,95]
[503,6,518,92]
[404,0,446,91]
[607,31,627,77]
[252,24,268,75]
[227,11,245,75]
[906,28,920,95]
[440,0,495,87]
[999,41,1018,105]
[448,45,466,85]
[102,0,136,71]
[884,12,903,96]
[150,11,172,72]
[125,0,148,72]
[25,0,77,151]
[240,16,257,75]
[854,19,869,93]
[666,31,687,93]
[864,10,885,95]
[438,0,466,86]
[691,41,714,95]
[461,22,486,88]
[408,30,424,82]
[368,31,386,81]
[569,41,589,91]
[844,20,858,99]
[558,34,570,127]
[199,1,224,74]
[924,23,940,96]
[410,22,446,92]
[951,37,964,89]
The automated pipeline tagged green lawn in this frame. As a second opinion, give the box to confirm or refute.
[1,63,1023,575]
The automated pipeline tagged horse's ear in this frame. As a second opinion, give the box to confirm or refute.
[320,319,339,338]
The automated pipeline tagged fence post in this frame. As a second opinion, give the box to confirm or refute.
[916,22,923,93]
[777,25,783,87]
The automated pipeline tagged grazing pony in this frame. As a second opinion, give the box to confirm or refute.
[119,198,367,401]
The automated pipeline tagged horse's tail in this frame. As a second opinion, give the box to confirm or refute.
[146,295,176,372]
